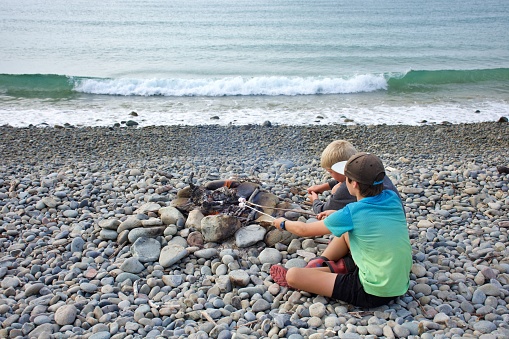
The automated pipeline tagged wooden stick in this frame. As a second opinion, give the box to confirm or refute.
[201,311,217,325]
[407,290,428,316]
[235,319,259,329]
[348,311,374,318]
[110,241,127,259]
[245,200,316,216]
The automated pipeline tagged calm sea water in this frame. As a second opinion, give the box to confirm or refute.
[1,0,508,127]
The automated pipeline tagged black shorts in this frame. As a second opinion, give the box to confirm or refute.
[331,256,396,308]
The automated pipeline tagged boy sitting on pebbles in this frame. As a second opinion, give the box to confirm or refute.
[308,139,400,213]
[271,153,412,308]
[306,140,400,270]
[307,139,358,213]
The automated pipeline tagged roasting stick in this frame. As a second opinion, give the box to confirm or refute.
[238,198,317,217]
[238,198,276,220]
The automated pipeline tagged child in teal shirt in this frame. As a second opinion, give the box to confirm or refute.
[270,152,412,307]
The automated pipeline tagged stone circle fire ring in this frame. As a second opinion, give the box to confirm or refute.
[171,176,280,225]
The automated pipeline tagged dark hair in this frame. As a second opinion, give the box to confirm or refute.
[348,177,384,197]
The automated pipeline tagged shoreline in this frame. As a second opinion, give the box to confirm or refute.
[0,121,508,338]
[1,121,508,162]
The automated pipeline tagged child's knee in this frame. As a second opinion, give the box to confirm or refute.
[286,267,299,286]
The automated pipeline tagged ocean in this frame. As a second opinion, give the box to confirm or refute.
[1,0,508,127]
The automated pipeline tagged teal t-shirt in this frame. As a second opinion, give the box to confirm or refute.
[324,190,412,297]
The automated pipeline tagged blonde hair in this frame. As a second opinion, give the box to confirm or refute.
[320,140,357,169]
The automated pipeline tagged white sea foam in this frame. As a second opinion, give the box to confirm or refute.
[74,75,388,97]
[1,97,507,128]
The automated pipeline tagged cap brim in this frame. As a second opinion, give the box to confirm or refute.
[331,161,347,175]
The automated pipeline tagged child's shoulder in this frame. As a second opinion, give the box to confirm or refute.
[378,189,400,201]
[362,189,399,203]
[382,189,398,197]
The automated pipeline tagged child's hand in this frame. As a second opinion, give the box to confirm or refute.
[308,191,318,203]
[307,184,322,194]
[317,210,335,220]
[307,182,329,194]
[272,217,286,230]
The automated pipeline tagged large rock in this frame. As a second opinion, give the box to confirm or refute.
[28,324,58,338]
[185,209,205,230]
[235,224,266,248]
[159,244,189,268]
[255,214,274,224]
[187,231,204,247]
[280,231,298,245]
[162,275,184,288]
[251,192,279,217]
[130,237,161,263]
[141,217,163,227]
[201,215,242,242]
[98,219,121,230]
[264,229,283,247]
[478,283,502,297]
[115,272,140,283]
[117,216,143,233]
[99,229,118,240]
[159,206,185,225]
[24,283,45,297]
[176,186,192,198]
[168,236,188,248]
[1,276,20,289]
[70,237,85,253]
[135,202,162,214]
[120,257,145,274]
[214,275,232,293]
[127,226,166,243]
[258,248,283,264]
[54,304,77,326]
[194,248,218,259]
[417,220,433,229]
[170,197,192,211]
[264,228,297,246]
[40,197,58,208]
[117,230,129,244]
[235,182,259,198]
[229,270,250,287]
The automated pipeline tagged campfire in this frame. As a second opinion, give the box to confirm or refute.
[172,174,278,224]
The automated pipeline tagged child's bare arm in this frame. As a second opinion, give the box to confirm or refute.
[330,182,342,194]
[273,217,330,237]
[317,210,336,220]
[307,182,330,194]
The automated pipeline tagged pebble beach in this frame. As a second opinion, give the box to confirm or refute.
[1,121,509,339]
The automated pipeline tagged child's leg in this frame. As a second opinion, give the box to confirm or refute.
[320,233,350,261]
[285,267,337,297]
